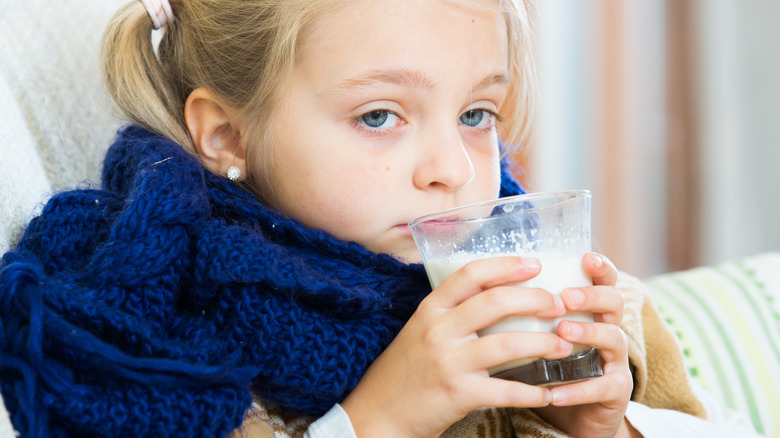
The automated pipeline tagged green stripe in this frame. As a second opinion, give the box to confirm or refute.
[717,264,780,365]
[672,274,765,434]
[649,282,703,379]
[658,277,735,407]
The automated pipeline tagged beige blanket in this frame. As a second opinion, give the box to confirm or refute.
[231,273,706,438]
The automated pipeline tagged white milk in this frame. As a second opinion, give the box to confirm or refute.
[424,255,594,372]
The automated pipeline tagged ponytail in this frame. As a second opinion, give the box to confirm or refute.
[101,1,193,150]
[99,0,342,190]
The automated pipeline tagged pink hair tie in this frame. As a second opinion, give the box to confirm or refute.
[140,0,175,30]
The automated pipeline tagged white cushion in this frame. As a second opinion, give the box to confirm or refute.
[0,0,125,253]
[0,394,12,438]
[0,72,51,254]
[647,252,780,438]
[0,0,125,189]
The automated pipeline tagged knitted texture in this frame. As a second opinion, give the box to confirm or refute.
[0,125,525,437]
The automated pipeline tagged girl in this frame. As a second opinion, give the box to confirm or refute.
[0,0,761,437]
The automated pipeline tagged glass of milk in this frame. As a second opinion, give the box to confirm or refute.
[409,190,602,386]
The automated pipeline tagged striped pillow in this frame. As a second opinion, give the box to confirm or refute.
[646,252,780,438]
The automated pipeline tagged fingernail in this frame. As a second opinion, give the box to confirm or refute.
[593,253,605,268]
[551,388,567,405]
[521,258,541,272]
[552,295,565,312]
[559,337,573,351]
[565,321,584,339]
[564,288,584,308]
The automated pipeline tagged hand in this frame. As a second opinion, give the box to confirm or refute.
[341,256,573,438]
[533,252,635,438]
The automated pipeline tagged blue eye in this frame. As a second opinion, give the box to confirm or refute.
[361,110,391,128]
[459,109,490,128]
[354,109,403,134]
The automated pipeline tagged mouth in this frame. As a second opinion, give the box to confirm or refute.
[406,215,462,235]
[395,223,413,237]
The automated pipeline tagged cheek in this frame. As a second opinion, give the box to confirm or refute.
[470,145,502,198]
[323,166,388,218]
[285,164,387,236]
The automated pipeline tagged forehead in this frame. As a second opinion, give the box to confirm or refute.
[291,0,510,102]
[296,0,508,66]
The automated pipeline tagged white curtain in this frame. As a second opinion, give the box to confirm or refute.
[531,0,668,277]
[691,0,780,267]
[530,0,780,277]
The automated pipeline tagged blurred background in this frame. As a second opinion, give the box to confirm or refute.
[522,0,780,278]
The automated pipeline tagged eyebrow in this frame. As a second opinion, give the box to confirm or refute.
[473,72,511,91]
[327,68,510,96]
[335,68,436,91]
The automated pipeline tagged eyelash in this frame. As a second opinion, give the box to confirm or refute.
[461,109,502,130]
[351,108,501,136]
[351,109,404,136]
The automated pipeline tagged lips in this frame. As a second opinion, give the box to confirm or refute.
[408,215,462,235]
[395,223,413,236]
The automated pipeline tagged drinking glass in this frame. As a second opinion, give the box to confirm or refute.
[409,190,602,385]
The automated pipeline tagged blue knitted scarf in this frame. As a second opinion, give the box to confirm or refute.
[0,125,525,437]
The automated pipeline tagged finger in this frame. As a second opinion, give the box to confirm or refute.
[560,286,624,325]
[432,256,541,308]
[445,285,566,335]
[548,322,633,407]
[461,374,553,409]
[463,331,573,372]
[549,367,633,407]
[556,321,629,365]
[583,252,618,286]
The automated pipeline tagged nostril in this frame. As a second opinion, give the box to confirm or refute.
[413,131,477,191]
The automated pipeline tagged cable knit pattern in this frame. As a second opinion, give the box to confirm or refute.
[0,125,526,437]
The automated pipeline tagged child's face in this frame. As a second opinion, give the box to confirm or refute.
[266,0,509,263]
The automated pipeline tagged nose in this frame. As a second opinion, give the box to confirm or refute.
[413,128,475,191]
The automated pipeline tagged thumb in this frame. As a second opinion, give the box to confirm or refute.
[584,252,618,286]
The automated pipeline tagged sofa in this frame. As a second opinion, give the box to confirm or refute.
[1,1,778,437]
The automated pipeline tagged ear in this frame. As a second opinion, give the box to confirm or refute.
[184,87,246,179]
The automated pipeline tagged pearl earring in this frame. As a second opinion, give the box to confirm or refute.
[227,166,241,181]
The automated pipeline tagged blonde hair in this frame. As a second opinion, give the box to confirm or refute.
[101,0,537,190]
[498,0,539,154]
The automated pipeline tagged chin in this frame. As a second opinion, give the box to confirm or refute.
[388,249,422,265]
[364,237,422,264]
